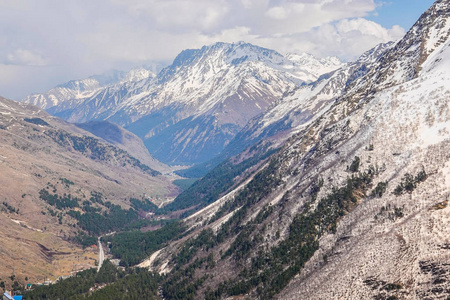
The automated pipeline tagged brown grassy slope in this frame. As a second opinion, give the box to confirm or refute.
[0,97,178,286]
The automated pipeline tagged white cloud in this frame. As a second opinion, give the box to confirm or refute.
[0,0,412,99]
[199,27,257,45]
[197,17,405,62]
[388,25,406,38]
[6,49,48,66]
[111,0,231,33]
[290,18,406,60]
[265,6,290,20]
[337,18,390,39]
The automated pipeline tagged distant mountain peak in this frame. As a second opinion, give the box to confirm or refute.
[121,67,155,83]
[342,0,450,95]
[22,67,156,111]
[284,52,344,81]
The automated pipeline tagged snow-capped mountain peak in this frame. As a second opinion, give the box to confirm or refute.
[284,52,345,82]
[22,67,155,111]
[347,0,450,93]
[22,42,345,165]
[121,67,155,83]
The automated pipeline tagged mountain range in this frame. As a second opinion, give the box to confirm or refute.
[23,43,343,165]
[4,0,450,298]
[144,1,450,299]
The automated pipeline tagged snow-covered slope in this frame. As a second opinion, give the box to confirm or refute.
[226,42,394,154]
[219,2,450,166]
[22,68,155,112]
[146,1,450,299]
[46,67,156,123]
[278,7,450,297]
[24,42,343,165]
[23,77,101,110]
[118,42,311,164]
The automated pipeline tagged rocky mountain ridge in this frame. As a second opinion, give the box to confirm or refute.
[221,42,395,158]
[177,41,393,178]
[23,69,152,110]
[142,1,450,299]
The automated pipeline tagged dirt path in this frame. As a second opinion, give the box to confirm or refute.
[97,237,104,272]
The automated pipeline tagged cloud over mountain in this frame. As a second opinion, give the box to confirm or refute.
[0,0,418,99]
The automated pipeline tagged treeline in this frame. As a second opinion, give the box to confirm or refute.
[39,189,80,210]
[163,148,276,216]
[162,229,217,300]
[39,187,162,243]
[2,201,18,214]
[24,117,49,126]
[85,268,160,300]
[130,197,158,212]
[70,197,164,236]
[172,178,198,191]
[103,221,185,267]
[393,169,427,195]
[68,205,147,236]
[24,260,161,300]
[160,159,283,299]
[223,166,376,299]
[74,233,97,248]
[160,160,378,299]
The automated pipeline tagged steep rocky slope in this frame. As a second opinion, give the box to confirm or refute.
[175,42,392,179]
[169,42,394,210]
[205,42,394,169]
[143,1,450,299]
[0,97,177,285]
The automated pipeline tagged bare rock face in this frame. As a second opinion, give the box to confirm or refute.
[147,1,450,299]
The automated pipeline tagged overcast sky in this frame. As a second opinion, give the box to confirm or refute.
[0,0,435,100]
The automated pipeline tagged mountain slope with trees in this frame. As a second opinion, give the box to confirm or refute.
[140,1,450,299]
[0,96,177,289]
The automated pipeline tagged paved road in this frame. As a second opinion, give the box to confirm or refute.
[97,237,104,272]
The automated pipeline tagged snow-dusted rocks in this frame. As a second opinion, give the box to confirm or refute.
[22,68,156,113]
